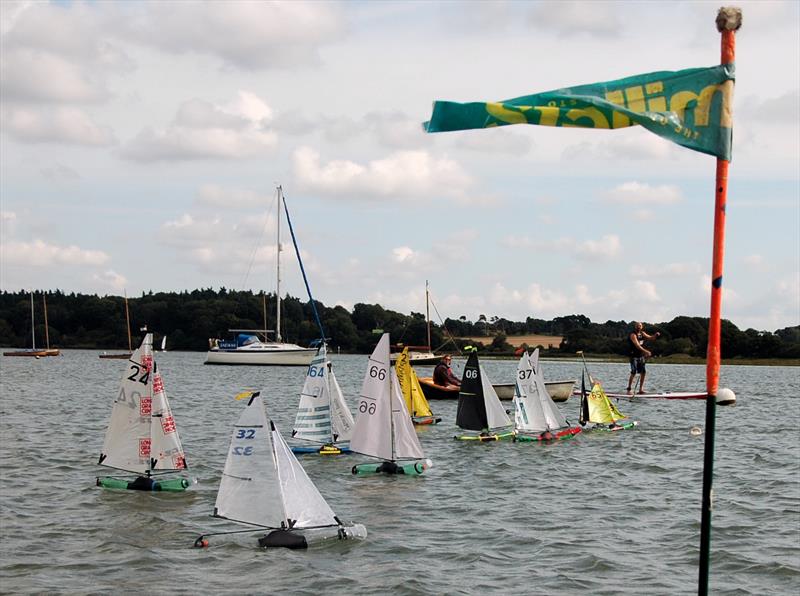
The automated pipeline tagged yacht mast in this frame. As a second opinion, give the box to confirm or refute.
[275,186,283,343]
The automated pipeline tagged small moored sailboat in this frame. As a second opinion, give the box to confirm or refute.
[291,343,355,455]
[350,334,432,475]
[395,347,441,425]
[97,333,189,491]
[455,350,514,441]
[195,391,366,549]
[513,349,582,442]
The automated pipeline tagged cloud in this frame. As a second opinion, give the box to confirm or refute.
[739,90,800,123]
[40,162,81,182]
[2,239,109,266]
[527,0,622,37]
[91,269,128,292]
[126,1,345,70]
[453,128,534,155]
[120,91,277,162]
[196,184,274,209]
[293,146,479,202]
[563,132,675,161]
[502,233,621,261]
[1,106,116,145]
[629,262,703,277]
[601,181,683,205]
[1,2,133,104]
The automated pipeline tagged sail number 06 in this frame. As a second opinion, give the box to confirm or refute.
[465,369,478,379]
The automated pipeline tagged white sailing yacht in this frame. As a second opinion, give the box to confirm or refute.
[96,333,190,491]
[350,333,432,475]
[196,391,366,549]
[205,186,315,366]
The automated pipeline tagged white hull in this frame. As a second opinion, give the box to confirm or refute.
[390,350,439,365]
[205,346,315,366]
[493,379,576,402]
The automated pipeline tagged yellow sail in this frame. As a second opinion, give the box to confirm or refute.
[587,382,627,424]
[395,348,434,417]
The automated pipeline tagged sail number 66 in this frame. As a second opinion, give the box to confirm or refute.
[359,401,376,415]
[368,366,386,380]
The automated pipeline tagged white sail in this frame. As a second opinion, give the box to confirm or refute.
[513,352,549,433]
[350,333,424,461]
[149,365,187,470]
[272,425,338,528]
[214,393,284,528]
[530,349,569,429]
[293,346,334,443]
[161,336,167,351]
[389,370,425,460]
[479,365,512,430]
[99,334,155,473]
[329,369,354,443]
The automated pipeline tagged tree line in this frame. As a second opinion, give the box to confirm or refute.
[0,289,797,360]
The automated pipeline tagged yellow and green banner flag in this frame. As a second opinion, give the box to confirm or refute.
[424,64,734,160]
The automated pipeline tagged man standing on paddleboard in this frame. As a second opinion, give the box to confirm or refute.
[627,322,660,394]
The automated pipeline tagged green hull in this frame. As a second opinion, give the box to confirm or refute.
[97,476,190,492]
[351,461,429,475]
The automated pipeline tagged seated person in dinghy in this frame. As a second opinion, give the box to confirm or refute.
[433,355,461,388]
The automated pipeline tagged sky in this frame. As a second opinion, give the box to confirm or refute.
[1,0,798,333]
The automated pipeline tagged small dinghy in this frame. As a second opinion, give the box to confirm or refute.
[196,391,366,549]
[579,373,638,432]
[395,347,441,425]
[291,343,355,455]
[350,334,432,475]
[455,350,514,441]
[513,349,582,442]
[97,333,189,491]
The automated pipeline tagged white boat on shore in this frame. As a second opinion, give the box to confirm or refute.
[493,379,576,402]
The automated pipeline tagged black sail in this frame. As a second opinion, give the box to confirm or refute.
[455,352,487,431]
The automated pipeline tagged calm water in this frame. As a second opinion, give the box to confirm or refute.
[1,351,798,595]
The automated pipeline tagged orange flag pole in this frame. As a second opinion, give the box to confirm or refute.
[699,7,741,596]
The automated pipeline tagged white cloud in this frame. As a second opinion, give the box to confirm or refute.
[527,0,622,37]
[126,1,344,70]
[293,146,479,202]
[501,233,621,261]
[1,106,116,145]
[601,181,683,205]
[629,262,703,277]
[574,234,621,260]
[120,91,276,162]
[196,184,273,210]
[454,128,533,155]
[2,239,109,266]
[91,269,128,292]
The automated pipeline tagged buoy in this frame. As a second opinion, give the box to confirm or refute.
[716,388,736,406]
[690,425,702,436]
[193,537,209,548]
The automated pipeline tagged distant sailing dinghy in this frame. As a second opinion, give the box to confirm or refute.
[395,347,441,425]
[513,349,582,442]
[196,391,366,549]
[579,373,638,432]
[97,333,189,491]
[455,350,514,441]
[291,344,355,455]
[350,334,432,475]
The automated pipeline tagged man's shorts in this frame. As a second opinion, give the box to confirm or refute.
[630,357,646,375]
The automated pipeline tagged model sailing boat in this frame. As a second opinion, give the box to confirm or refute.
[395,347,441,425]
[96,333,189,491]
[205,186,315,366]
[513,349,582,442]
[455,350,514,441]
[579,373,638,431]
[3,291,59,357]
[350,334,432,475]
[291,343,355,454]
[99,293,133,359]
[195,391,366,549]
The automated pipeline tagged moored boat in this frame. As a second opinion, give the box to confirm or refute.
[419,376,576,402]
[206,330,315,366]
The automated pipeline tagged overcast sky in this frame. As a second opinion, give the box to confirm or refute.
[1,0,798,332]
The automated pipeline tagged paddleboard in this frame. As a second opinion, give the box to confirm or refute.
[574,390,707,400]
